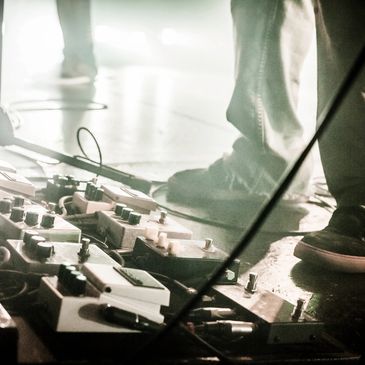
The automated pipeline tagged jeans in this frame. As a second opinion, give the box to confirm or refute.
[225,0,315,196]
[316,0,365,207]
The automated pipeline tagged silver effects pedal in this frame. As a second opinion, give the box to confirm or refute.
[0,196,81,242]
[132,236,240,284]
[214,273,324,345]
[38,263,170,332]
[4,233,118,275]
[97,205,192,249]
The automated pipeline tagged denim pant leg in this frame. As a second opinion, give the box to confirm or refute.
[316,1,365,207]
[226,0,315,195]
[56,0,95,67]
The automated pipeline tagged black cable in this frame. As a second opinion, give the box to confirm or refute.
[132,43,365,361]
[76,127,103,176]
[151,184,324,236]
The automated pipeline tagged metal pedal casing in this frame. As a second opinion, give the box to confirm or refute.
[3,239,118,274]
[97,210,192,249]
[131,236,240,284]
[0,201,81,242]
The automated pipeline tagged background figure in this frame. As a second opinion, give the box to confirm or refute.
[168,0,315,204]
[56,0,97,80]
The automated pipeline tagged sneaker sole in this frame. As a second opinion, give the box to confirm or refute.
[294,240,365,273]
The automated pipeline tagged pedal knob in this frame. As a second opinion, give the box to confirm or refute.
[159,211,167,224]
[58,263,74,283]
[59,265,77,286]
[245,272,258,293]
[23,230,39,245]
[144,226,159,242]
[167,241,179,256]
[95,188,104,201]
[13,196,25,207]
[78,238,90,258]
[41,213,55,228]
[121,207,134,220]
[28,235,46,251]
[47,202,57,213]
[114,203,127,216]
[10,207,24,222]
[0,199,12,214]
[87,183,97,200]
[70,274,87,296]
[291,297,306,321]
[128,212,142,225]
[157,232,168,249]
[57,176,68,186]
[36,241,54,259]
[25,211,39,226]
[203,238,215,252]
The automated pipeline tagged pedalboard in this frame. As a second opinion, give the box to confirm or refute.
[38,263,170,332]
[213,280,324,345]
[0,196,81,242]
[3,235,118,274]
[97,207,192,249]
[131,236,240,284]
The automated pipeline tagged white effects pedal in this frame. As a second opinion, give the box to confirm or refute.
[72,182,158,214]
[38,263,170,332]
[0,161,35,197]
[97,205,192,249]
[4,235,118,275]
[0,196,81,242]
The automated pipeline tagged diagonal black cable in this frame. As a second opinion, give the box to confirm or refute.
[131,43,365,362]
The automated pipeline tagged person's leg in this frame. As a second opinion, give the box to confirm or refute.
[294,0,365,272]
[56,0,97,79]
[168,0,315,203]
[226,0,314,195]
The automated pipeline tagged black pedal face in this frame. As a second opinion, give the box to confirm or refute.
[132,237,240,284]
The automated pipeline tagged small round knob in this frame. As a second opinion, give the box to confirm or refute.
[115,203,127,216]
[36,241,54,259]
[245,272,258,293]
[13,196,25,207]
[59,265,77,286]
[128,212,142,225]
[41,213,55,228]
[0,199,12,214]
[121,208,134,220]
[94,188,104,201]
[159,211,167,224]
[23,230,39,246]
[57,176,69,186]
[25,211,39,226]
[78,238,90,258]
[28,235,46,251]
[10,207,24,222]
[70,274,87,296]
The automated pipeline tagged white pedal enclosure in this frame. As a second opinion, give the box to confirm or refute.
[38,263,170,332]
[4,238,118,274]
[97,209,192,249]
[0,170,35,197]
[72,191,113,214]
[0,199,81,242]
[101,184,157,213]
